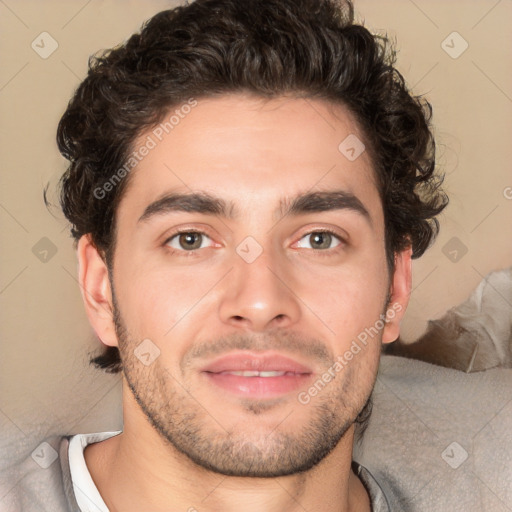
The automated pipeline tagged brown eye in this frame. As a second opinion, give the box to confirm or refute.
[165,231,212,251]
[179,233,202,250]
[297,231,342,251]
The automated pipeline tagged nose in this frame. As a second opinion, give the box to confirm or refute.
[218,246,302,332]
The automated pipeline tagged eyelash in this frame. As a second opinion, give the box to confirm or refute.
[163,228,346,258]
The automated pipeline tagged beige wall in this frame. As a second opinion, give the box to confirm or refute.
[1,0,511,444]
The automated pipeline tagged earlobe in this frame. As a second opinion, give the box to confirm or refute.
[77,235,118,348]
[382,247,413,344]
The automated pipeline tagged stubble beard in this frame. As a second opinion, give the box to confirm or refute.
[113,298,378,477]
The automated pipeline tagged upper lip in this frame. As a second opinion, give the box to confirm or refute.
[201,352,313,374]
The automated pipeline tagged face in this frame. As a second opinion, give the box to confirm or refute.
[83,94,410,477]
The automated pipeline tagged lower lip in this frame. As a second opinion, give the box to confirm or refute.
[203,372,312,398]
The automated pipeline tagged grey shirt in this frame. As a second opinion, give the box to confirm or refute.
[2,433,390,511]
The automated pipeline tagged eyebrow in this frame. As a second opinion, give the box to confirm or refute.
[137,189,372,226]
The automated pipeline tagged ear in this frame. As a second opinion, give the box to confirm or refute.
[382,247,413,344]
[77,234,118,347]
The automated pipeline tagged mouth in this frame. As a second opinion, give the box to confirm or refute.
[200,352,314,398]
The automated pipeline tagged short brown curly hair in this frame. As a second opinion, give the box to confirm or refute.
[54,0,448,374]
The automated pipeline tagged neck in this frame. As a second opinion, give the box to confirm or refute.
[84,386,371,512]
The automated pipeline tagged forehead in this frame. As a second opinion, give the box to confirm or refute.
[118,94,382,226]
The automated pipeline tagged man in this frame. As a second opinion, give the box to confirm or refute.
[20,0,448,510]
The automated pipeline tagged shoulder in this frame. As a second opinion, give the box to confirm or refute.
[353,356,512,511]
[0,435,78,512]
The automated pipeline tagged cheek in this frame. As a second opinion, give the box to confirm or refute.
[293,256,388,338]
[114,260,222,342]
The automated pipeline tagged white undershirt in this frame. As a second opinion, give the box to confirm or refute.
[68,431,122,512]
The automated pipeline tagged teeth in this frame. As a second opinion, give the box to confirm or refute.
[222,371,288,377]
[259,371,287,377]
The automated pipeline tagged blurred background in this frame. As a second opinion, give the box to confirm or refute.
[1,0,511,460]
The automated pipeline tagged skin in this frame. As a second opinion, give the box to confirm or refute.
[77,94,412,512]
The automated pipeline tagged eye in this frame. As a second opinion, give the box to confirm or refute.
[164,231,214,252]
[296,230,344,251]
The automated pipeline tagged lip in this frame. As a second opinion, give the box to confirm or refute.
[201,352,313,374]
[201,352,313,398]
